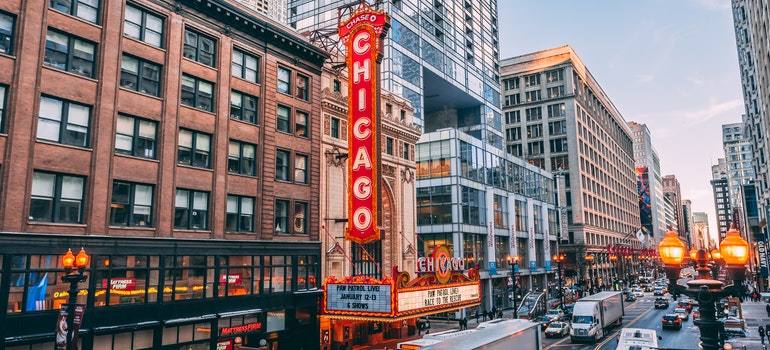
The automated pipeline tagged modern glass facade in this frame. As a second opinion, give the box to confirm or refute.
[290,0,503,147]
[416,129,555,313]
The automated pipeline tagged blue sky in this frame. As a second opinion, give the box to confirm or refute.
[498,0,744,240]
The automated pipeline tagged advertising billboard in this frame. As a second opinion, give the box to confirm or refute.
[636,167,653,238]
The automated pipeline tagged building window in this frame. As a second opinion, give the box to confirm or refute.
[120,54,161,97]
[30,171,85,223]
[515,200,527,231]
[507,144,522,157]
[545,69,564,82]
[528,141,543,155]
[526,125,542,138]
[110,181,153,227]
[493,195,508,229]
[232,48,258,83]
[416,185,452,225]
[403,142,410,160]
[44,29,96,78]
[0,12,14,55]
[333,79,341,93]
[525,90,541,102]
[525,107,542,121]
[295,154,308,184]
[37,95,90,147]
[50,0,99,24]
[505,110,520,124]
[503,77,519,90]
[276,149,290,181]
[296,74,309,100]
[547,103,566,118]
[460,186,486,226]
[294,202,307,234]
[228,140,256,176]
[504,93,520,106]
[548,120,566,136]
[275,200,289,234]
[505,127,521,141]
[547,86,565,99]
[115,114,156,158]
[180,74,214,112]
[524,73,540,87]
[174,189,209,229]
[386,137,393,155]
[276,104,290,133]
[330,117,340,139]
[295,111,308,137]
[230,90,258,124]
[0,85,6,133]
[123,3,162,47]
[178,129,211,168]
[226,195,254,232]
[277,67,291,94]
[183,29,215,67]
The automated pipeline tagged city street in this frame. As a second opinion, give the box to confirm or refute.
[541,292,700,350]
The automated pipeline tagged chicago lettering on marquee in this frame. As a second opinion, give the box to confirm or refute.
[339,4,389,244]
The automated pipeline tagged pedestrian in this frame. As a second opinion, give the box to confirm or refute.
[417,319,423,336]
[458,317,463,330]
[475,310,480,324]
[497,308,503,319]
[463,317,468,330]
[482,309,487,321]
[759,325,765,345]
[487,310,494,320]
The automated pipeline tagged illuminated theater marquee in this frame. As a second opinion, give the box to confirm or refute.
[340,4,389,245]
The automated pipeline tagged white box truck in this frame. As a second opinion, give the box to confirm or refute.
[396,319,542,350]
[569,291,624,343]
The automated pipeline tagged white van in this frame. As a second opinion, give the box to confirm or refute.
[615,328,660,350]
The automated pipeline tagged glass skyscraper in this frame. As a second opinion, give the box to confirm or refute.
[289,0,503,147]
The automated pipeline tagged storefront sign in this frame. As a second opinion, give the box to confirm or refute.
[326,283,392,313]
[220,322,262,336]
[219,274,243,285]
[216,340,233,350]
[397,284,479,313]
[415,245,465,283]
[340,3,389,245]
[102,278,136,291]
[758,238,769,277]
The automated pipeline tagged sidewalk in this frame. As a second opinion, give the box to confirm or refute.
[727,299,770,350]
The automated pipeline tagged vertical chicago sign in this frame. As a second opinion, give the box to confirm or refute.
[339,4,389,244]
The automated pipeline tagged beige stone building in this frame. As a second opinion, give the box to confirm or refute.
[319,61,421,281]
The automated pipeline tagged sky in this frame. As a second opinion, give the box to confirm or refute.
[498,0,744,242]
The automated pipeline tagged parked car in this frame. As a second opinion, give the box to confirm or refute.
[535,316,553,331]
[653,286,665,296]
[692,308,700,319]
[654,297,669,309]
[545,309,564,321]
[625,293,637,302]
[662,314,682,330]
[544,321,570,338]
[674,307,689,321]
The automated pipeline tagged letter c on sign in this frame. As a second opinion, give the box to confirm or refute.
[353,31,371,54]
[354,118,372,140]
[353,177,372,199]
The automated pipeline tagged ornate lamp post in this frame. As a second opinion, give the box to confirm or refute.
[60,247,90,350]
[609,254,618,290]
[553,254,566,307]
[507,255,520,319]
[659,226,748,350]
[584,253,595,292]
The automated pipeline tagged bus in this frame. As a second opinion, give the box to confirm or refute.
[517,291,547,319]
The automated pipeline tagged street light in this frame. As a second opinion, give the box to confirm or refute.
[60,247,90,350]
[585,253,595,292]
[553,254,566,307]
[659,226,748,350]
[507,255,520,319]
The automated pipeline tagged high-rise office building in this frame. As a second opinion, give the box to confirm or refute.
[731,1,769,209]
[711,177,732,238]
[628,121,666,243]
[500,45,640,290]
[682,199,695,247]
[692,212,711,250]
[231,0,288,23]
[722,122,755,207]
[662,175,685,242]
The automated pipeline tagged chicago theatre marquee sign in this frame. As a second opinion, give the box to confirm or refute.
[323,246,481,321]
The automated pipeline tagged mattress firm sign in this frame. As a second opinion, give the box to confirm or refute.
[326,283,392,313]
[398,284,479,313]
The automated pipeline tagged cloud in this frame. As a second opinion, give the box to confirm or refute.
[637,74,655,83]
[689,0,732,10]
[636,98,744,126]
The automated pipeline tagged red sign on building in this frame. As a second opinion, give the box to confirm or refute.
[339,4,389,244]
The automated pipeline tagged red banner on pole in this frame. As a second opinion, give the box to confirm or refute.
[340,4,389,245]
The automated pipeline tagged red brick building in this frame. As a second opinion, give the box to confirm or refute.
[0,0,327,348]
